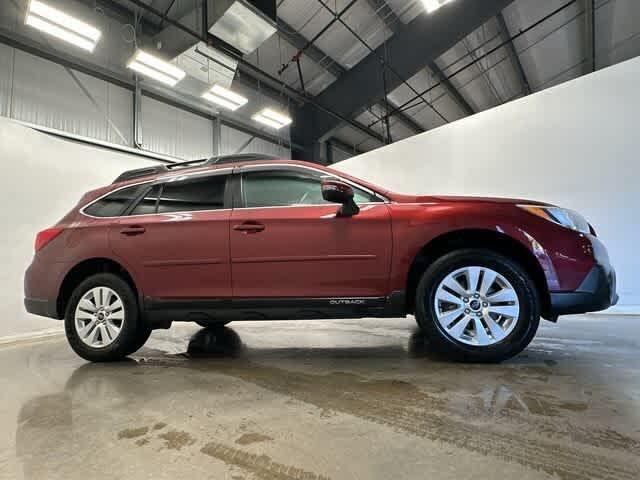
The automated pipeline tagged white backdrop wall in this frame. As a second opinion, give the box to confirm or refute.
[0,117,157,338]
[335,56,640,309]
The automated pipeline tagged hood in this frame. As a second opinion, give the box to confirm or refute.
[386,192,551,206]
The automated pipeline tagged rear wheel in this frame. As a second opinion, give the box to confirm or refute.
[64,273,142,362]
[415,249,540,362]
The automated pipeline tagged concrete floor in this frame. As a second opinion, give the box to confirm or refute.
[0,316,638,480]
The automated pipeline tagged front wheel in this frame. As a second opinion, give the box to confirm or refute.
[64,273,142,362]
[415,249,540,362]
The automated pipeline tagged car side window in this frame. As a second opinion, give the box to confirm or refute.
[84,184,148,217]
[156,175,227,214]
[241,169,381,208]
[129,185,161,216]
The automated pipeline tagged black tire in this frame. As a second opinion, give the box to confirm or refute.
[124,323,152,356]
[195,320,231,328]
[64,273,141,362]
[415,249,540,363]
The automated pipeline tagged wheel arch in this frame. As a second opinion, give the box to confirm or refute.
[405,229,550,318]
[57,258,139,318]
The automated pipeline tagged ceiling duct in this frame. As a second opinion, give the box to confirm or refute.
[154,0,276,59]
[174,42,238,89]
[153,0,275,90]
[208,0,277,55]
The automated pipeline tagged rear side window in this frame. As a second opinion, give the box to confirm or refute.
[130,185,161,216]
[157,175,227,213]
[84,184,147,217]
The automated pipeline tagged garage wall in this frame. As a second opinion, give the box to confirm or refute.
[220,125,291,158]
[0,46,134,147]
[0,45,290,162]
[140,96,214,160]
[0,116,158,339]
[334,56,640,310]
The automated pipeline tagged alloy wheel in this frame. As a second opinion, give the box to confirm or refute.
[74,287,125,348]
[433,266,520,347]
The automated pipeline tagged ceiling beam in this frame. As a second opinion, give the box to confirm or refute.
[116,0,386,147]
[584,0,596,72]
[328,137,366,156]
[496,12,532,95]
[277,19,424,136]
[366,0,475,116]
[277,19,345,78]
[293,0,513,146]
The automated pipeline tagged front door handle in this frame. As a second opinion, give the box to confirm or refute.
[120,226,146,236]
[233,222,265,233]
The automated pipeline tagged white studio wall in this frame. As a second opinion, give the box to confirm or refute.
[334,56,640,311]
[0,117,158,339]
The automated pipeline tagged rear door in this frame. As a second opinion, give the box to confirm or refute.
[230,165,393,299]
[108,170,232,300]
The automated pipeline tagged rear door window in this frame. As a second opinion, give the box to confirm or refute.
[156,175,228,214]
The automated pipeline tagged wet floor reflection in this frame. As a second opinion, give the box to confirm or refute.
[14,325,640,480]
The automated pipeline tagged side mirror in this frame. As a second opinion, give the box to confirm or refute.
[321,179,360,217]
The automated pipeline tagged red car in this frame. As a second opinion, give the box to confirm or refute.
[24,154,617,362]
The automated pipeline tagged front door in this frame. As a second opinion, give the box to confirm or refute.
[109,172,232,300]
[230,166,392,299]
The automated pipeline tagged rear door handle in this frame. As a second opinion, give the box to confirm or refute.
[233,222,265,233]
[120,226,146,236]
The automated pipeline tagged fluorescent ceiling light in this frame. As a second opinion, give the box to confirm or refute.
[202,84,248,111]
[127,50,186,87]
[422,0,456,14]
[252,108,293,130]
[26,0,101,52]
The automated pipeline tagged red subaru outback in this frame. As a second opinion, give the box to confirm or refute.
[24,154,617,362]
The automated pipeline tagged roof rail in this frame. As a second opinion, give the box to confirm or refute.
[209,153,281,165]
[112,154,282,184]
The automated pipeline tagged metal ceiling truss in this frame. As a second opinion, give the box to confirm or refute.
[367,0,577,131]
[366,0,475,116]
[584,0,596,72]
[496,12,532,96]
[277,18,424,136]
[118,0,386,146]
[292,0,515,148]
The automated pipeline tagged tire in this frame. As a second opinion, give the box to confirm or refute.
[64,273,141,362]
[415,249,540,363]
[124,323,152,356]
[196,320,231,328]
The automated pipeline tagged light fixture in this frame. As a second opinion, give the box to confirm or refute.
[202,84,248,111]
[252,108,293,130]
[25,0,101,52]
[422,0,456,14]
[127,50,186,87]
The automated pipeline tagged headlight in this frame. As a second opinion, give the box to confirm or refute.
[517,205,592,234]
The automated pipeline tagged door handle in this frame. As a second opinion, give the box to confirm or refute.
[120,226,146,236]
[233,222,265,233]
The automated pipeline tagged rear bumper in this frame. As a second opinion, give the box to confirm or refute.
[24,297,61,319]
[549,263,618,317]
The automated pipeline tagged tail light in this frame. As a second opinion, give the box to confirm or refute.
[35,227,63,252]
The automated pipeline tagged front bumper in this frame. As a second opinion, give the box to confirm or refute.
[549,263,618,317]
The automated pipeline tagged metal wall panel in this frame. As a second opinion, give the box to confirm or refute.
[10,50,133,146]
[140,96,214,160]
[0,44,13,118]
[220,125,290,158]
